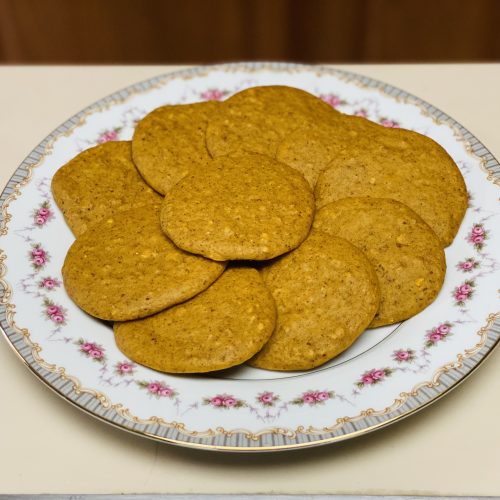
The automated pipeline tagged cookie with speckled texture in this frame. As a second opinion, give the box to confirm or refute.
[114,268,276,373]
[206,86,342,159]
[51,141,161,236]
[249,231,380,371]
[276,115,379,188]
[278,115,467,245]
[313,198,446,327]
[62,205,225,321]
[161,153,315,261]
[132,101,219,195]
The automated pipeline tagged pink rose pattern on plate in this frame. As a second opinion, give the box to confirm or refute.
[200,88,228,101]
[379,117,400,128]
[356,368,393,388]
[115,361,136,376]
[291,390,335,406]
[453,281,475,307]
[29,244,49,270]
[138,380,177,399]
[96,127,121,144]
[320,93,345,108]
[203,394,246,409]
[76,338,106,363]
[43,298,67,325]
[456,257,479,273]
[467,223,488,250]
[392,348,416,363]
[33,201,54,227]
[256,391,280,407]
[11,89,497,418]
[38,276,61,290]
[74,107,145,151]
[425,322,453,348]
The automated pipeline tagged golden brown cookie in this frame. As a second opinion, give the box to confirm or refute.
[114,268,276,373]
[62,204,225,321]
[313,197,446,327]
[132,101,219,194]
[276,115,379,187]
[51,141,161,236]
[206,85,342,158]
[278,115,468,245]
[161,153,315,261]
[249,231,380,371]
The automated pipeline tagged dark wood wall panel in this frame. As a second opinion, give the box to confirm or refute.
[0,0,499,63]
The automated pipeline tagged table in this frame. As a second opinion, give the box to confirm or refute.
[0,64,499,496]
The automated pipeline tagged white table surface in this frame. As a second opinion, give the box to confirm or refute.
[0,64,499,496]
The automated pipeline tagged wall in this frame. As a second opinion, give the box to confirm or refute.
[1,0,499,63]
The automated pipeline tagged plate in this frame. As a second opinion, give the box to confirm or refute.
[1,63,499,452]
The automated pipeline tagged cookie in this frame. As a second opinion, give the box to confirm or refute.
[161,153,315,261]
[249,231,380,371]
[206,85,341,158]
[276,115,379,187]
[313,197,446,327]
[51,141,161,236]
[114,268,276,373]
[278,115,468,245]
[62,204,225,321]
[132,101,219,195]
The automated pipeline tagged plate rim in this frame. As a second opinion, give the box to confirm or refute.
[1,61,499,452]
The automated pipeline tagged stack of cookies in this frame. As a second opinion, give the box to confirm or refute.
[53,86,468,373]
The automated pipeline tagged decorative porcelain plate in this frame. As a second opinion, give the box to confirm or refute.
[1,63,499,452]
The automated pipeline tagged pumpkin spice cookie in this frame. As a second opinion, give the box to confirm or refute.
[132,101,220,194]
[62,205,225,321]
[114,268,276,373]
[276,114,380,188]
[313,197,446,327]
[206,85,342,158]
[278,115,468,245]
[51,141,161,236]
[249,231,380,371]
[314,126,468,246]
[161,153,315,261]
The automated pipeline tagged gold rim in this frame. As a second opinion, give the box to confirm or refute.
[2,320,499,452]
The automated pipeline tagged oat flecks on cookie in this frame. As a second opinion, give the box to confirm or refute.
[51,141,161,236]
[206,85,342,158]
[249,231,380,371]
[62,205,225,321]
[114,268,276,373]
[277,114,467,246]
[161,152,315,261]
[132,101,220,195]
[314,197,446,327]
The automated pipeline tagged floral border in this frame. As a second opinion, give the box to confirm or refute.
[9,105,497,416]
[0,62,499,451]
